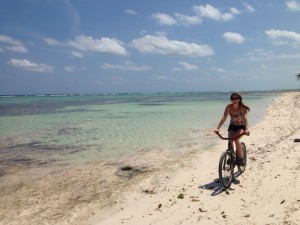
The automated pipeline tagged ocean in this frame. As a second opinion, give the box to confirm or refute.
[0,91,277,176]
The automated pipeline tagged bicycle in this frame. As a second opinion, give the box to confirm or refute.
[214,131,249,189]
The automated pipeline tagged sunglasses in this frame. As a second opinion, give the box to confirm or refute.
[231,97,240,100]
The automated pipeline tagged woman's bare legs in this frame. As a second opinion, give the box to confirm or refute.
[234,139,244,159]
[228,130,244,159]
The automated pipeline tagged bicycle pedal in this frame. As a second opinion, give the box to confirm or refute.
[237,159,245,166]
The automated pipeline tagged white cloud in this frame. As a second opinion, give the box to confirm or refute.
[265,29,300,47]
[71,51,84,58]
[0,35,28,53]
[211,67,227,73]
[286,1,300,11]
[156,76,168,80]
[260,64,267,69]
[7,58,55,72]
[193,4,236,21]
[230,7,241,15]
[156,76,176,81]
[44,35,128,55]
[152,4,239,26]
[64,66,76,72]
[223,32,245,44]
[243,3,255,13]
[152,13,178,26]
[241,48,300,61]
[43,37,67,46]
[173,61,199,71]
[69,36,128,55]
[130,35,214,57]
[125,9,137,15]
[64,0,81,34]
[174,13,202,26]
[101,61,152,71]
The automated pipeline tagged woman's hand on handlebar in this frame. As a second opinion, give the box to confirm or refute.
[244,130,250,136]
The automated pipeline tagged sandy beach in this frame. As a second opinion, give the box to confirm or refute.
[0,92,299,225]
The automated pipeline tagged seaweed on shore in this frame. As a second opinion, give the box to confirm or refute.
[115,165,148,178]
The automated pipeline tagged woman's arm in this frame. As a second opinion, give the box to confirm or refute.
[243,107,250,134]
[215,105,230,131]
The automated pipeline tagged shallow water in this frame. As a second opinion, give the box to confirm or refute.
[0,91,277,175]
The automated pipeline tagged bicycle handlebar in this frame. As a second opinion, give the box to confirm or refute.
[214,131,249,140]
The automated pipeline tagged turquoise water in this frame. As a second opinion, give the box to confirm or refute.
[0,92,277,172]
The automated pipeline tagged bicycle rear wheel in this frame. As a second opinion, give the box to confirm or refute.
[237,142,247,173]
[218,151,234,189]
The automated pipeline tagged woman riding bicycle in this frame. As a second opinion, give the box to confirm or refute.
[214,92,250,165]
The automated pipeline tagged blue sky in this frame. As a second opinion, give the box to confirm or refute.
[0,0,300,94]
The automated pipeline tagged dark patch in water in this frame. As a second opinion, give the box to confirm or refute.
[8,141,43,149]
[0,138,88,176]
[57,127,80,135]
[0,158,36,167]
[0,169,6,176]
[106,115,129,119]
[7,142,66,152]
[67,150,81,154]
[138,103,166,106]
[0,101,107,117]
[0,158,39,177]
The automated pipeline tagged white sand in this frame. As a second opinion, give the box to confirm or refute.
[1,92,299,225]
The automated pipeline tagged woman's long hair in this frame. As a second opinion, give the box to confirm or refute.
[230,92,250,112]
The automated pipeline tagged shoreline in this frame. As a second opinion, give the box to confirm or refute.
[0,91,299,225]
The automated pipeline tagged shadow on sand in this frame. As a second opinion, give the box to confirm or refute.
[199,171,242,196]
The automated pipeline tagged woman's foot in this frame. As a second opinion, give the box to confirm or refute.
[237,158,245,166]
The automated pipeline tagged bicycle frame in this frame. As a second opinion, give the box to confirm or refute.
[215,131,246,162]
[215,131,249,189]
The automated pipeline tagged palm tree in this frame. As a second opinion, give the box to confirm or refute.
[297,73,300,81]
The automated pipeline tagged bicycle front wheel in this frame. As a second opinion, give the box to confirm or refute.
[218,151,234,189]
[237,142,247,173]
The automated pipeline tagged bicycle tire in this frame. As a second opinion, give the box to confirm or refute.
[218,151,234,189]
[237,142,247,173]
